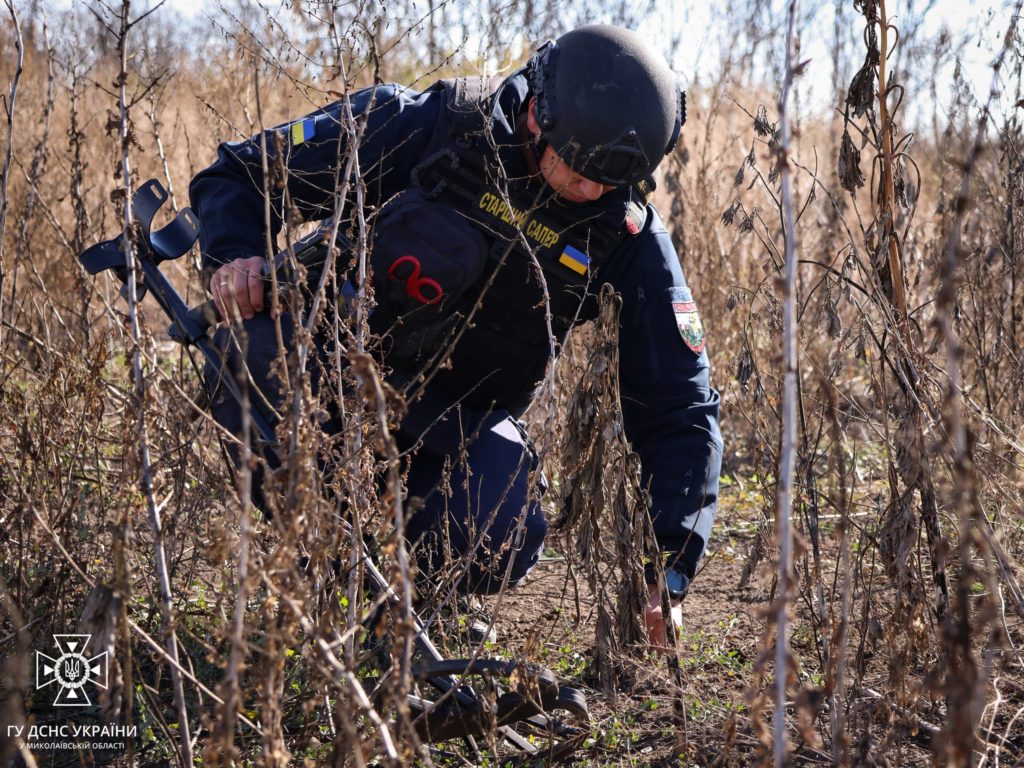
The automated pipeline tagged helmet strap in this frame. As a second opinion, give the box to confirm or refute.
[530,135,548,169]
[521,99,550,174]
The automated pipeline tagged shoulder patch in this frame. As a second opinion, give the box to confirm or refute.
[670,290,705,354]
[624,181,651,236]
[290,117,316,146]
[625,200,645,235]
[558,244,590,275]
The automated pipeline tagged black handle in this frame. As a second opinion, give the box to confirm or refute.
[167,299,218,344]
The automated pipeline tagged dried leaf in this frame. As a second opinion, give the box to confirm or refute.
[737,345,754,391]
[838,129,866,191]
[880,490,917,586]
[753,104,772,137]
[847,63,876,119]
[855,0,880,23]
[722,200,739,226]
[894,157,909,208]
[827,296,842,338]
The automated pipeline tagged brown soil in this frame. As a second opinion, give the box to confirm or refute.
[478,501,767,767]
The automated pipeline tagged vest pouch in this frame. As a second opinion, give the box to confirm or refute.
[368,188,489,368]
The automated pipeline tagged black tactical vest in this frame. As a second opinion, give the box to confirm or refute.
[368,76,651,412]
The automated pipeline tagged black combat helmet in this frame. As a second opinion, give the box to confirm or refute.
[527,24,685,186]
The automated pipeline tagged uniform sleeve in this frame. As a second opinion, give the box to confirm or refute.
[188,83,443,281]
[606,207,722,582]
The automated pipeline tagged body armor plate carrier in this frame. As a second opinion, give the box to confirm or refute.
[367,76,651,411]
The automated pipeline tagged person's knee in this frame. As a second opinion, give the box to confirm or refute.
[403,412,550,593]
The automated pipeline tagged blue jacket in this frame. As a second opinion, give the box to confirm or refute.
[189,74,722,580]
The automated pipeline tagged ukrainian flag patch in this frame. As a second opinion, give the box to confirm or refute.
[558,244,590,275]
[290,117,316,146]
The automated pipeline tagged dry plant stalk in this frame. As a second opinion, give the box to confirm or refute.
[875,0,908,324]
[3,2,1024,766]
[930,2,1024,762]
[557,285,651,684]
[0,0,24,331]
[113,1,194,764]
[771,3,800,766]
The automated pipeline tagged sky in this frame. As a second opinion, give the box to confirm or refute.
[158,0,1018,122]
[638,0,1016,116]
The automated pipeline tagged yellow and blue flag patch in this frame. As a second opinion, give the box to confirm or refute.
[290,117,316,146]
[558,244,590,275]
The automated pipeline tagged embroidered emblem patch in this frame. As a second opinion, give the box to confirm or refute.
[673,300,705,354]
[625,201,644,235]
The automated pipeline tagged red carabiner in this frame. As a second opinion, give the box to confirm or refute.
[388,255,443,306]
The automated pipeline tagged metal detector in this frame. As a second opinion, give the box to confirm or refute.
[79,178,589,765]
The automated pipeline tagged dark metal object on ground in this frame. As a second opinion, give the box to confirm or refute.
[78,178,589,763]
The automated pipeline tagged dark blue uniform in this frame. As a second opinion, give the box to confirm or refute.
[190,73,722,594]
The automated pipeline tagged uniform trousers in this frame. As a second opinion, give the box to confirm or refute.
[205,311,548,594]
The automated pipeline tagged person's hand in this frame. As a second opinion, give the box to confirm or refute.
[210,256,267,321]
[645,582,683,653]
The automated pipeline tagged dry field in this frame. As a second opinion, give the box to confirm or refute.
[1,1,1023,766]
